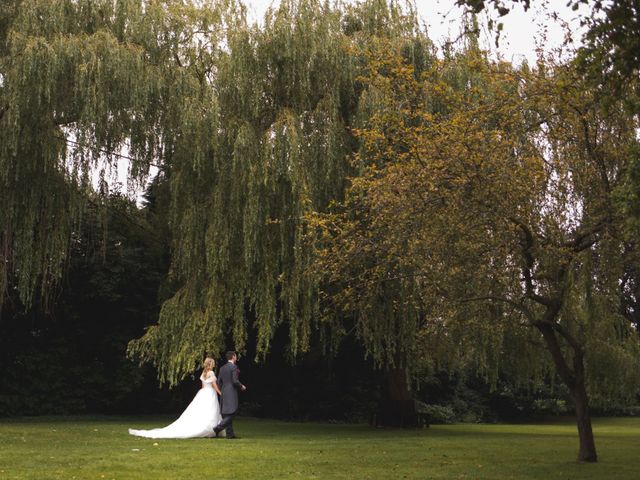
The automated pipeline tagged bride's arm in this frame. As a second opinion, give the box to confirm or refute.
[207,371,222,395]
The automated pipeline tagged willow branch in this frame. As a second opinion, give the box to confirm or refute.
[58,135,163,169]
[460,294,535,324]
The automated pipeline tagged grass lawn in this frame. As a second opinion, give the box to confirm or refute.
[0,416,638,479]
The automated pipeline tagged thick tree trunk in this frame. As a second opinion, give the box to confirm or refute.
[373,368,418,427]
[571,372,598,462]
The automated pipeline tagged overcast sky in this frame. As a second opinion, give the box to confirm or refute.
[244,0,587,65]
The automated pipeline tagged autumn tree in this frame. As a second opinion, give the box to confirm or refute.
[457,0,640,232]
[312,33,640,461]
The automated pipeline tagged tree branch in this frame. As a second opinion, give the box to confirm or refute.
[460,294,535,323]
[550,321,583,355]
[57,135,163,169]
[580,115,611,194]
[509,216,555,308]
[563,221,605,252]
[535,321,575,387]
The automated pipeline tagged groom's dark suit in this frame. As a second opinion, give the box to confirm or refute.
[214,361,242,438]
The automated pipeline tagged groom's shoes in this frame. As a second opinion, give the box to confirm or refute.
[226,435,239,439]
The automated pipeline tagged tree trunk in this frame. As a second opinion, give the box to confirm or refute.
[571,371,598,462]
[537,322,598,462]
[373,367,418,427]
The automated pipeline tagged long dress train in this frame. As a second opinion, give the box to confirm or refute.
[128,372,223,439]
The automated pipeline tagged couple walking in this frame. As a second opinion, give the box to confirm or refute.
[129,351,246,439]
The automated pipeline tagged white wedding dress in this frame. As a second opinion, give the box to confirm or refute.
[128,372,223,439]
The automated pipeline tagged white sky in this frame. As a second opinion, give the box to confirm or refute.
[245,0,587,65]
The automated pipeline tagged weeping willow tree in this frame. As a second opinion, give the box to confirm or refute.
[1,0,432,385]
[0,0,235,309]
[126,0,436,385]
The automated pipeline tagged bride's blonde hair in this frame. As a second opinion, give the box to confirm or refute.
[202,357,215,378]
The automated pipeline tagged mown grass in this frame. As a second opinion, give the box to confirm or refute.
[0,416,638,479]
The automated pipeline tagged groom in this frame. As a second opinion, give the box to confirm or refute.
[214,351,246,439]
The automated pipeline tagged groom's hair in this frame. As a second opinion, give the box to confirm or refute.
[226,351,236,360]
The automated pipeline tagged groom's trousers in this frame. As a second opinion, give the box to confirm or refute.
[216,413,236,437]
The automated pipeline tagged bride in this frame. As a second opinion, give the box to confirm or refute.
[129,357,224,439]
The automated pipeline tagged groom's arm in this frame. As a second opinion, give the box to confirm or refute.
[232,365,246,391]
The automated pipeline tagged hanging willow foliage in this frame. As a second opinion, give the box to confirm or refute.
[1,2,214,295]
[129,0,434,385]
[1,0,429,385]
[2,0,158,308]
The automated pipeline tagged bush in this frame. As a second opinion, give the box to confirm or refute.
[416,402,457,424]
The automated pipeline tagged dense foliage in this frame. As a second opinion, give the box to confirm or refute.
[0,192,173,415]
[310,31,640,459]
